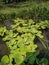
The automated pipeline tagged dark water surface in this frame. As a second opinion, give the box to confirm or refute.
[34,29,49,62]
[0,37,9,59]
[0,20,13,59]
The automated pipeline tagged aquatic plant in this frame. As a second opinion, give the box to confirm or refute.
[0,18,49,65]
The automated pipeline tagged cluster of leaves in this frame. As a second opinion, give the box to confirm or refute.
[0,6,49,21]
[36,58,48,65]
[18,6,49,21]
[0,18,49,65]
[0,13,16,21]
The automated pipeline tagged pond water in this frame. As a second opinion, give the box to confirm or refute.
[0,37,9,59]
[4,20,14,29]
[0,20,13,59]
[34,29,49,62]
[4,20,13,26]
[0,20,14,29]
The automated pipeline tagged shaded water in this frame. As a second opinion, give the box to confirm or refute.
[4,20,13,26]
[4,20,14,29]
[34,29,49,62]
[0,20,13,59]
[0,37,9,59]
[0,20,14,28]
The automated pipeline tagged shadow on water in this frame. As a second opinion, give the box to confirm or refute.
[34,28,49,64]
[0,20,14,60]
[42,28,49,41]
[0,20,13,60]
[0,36,9,60]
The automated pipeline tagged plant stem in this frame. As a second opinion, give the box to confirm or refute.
[37,37,47,49]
